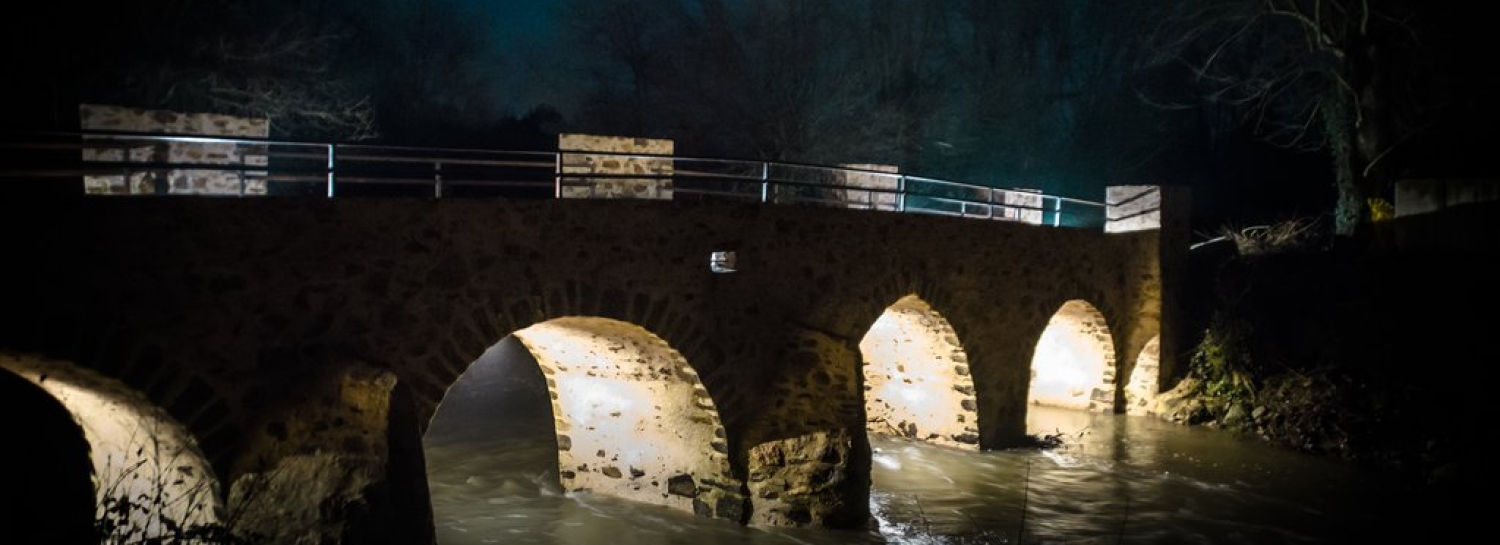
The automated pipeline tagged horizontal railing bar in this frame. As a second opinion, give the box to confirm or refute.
[264,175,330,183]
[336,155,555,169]
[1053,196,1108,207]
[920,195,1050,212]
[2,131,1107,206]
[1,169,1072,214]
[425,179,555,188]
[335,143,558,158]
[1,163,299,174]
[672,188,762,199]
[673,169,762,180]
[0,152,556,173]
[330,177,446,186]
[47,129,320,148]
[1,130,1114,227]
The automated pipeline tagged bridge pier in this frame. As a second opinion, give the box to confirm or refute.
[224,362,432,544]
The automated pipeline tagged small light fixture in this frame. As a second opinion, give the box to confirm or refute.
[710,251,737,273]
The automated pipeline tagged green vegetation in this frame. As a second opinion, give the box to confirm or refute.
[1187,315,1257,407]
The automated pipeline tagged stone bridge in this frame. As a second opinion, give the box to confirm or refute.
[0,186,1188,542]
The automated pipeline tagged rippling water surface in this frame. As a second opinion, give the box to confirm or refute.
[425,406,1443,545]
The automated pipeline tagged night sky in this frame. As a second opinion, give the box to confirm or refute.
[451,0,569,113]
[2,0,1494,234]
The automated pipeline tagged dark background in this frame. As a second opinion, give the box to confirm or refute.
[2,0,1495,235]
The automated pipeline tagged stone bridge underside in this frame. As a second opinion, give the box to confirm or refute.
[0,197,1179,540]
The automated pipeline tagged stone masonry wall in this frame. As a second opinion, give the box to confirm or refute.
[744,328,869,527]
[839,163,900,211]
[558,133,674,199]
[1124,336,1161,416]
[1105,185,1162,234]
[860,295,980,450]
[514,318,744,521]
[0,196,1173,532]
[227,363,432,544]
[1108,185,1191,397]
[1081,301,1120,412]
[1000,188,1045,224]
[79,104,270,196]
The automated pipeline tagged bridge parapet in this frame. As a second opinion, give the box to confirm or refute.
[558,133,674,199]
[77,103,270,196]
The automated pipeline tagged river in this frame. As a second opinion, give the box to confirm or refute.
[423,404,1457,545]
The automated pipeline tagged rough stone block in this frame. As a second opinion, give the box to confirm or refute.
[79,104,270,196]
[838,164,900,211]
[558,133,674,200]
[1105,185,1162,233]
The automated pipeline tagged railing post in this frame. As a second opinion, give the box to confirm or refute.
[325,144,336,198]
[1053,196,1062,227]
[897,175,906,212]
[760,161,770,203]
[434,161,443,199]
[554,152,562,199]
[237,151,247,197]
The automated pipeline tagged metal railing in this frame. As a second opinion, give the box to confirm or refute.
[0,131,1108,228]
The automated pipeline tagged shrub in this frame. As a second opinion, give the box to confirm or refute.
[1188,315,1257,405]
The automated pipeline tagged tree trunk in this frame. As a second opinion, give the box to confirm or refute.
[1327,92,1364,237]
[1330,32,1387,238]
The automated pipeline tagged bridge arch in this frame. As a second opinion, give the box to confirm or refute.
[1124,335,1161,416]
[0,352,222,541]
[0,194,1183,534]
[0,364,94,544]
[859,294,979,449]
[1027,300,1118,412]
[426,314,743,521]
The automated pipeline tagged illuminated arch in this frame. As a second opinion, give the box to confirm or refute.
[1027,300,1117,412]
[432,317,741,518]
[0,353,223,540]
[859,295,979,449]
[1124,336,1161,416]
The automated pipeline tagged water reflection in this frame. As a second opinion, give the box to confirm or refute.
[426,430,849,545]
[427,403,1457,544]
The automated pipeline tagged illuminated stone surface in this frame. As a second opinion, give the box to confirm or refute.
[838,163,900,211]
[1028,300,1117,412]
[1105,185,1162,233]
[512,317,743,519]
[860,295,979,449]
[78,104,270,196]
[559,133,674,199]
[1124,336,1161,416]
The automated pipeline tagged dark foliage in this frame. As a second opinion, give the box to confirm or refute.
[1181,210,1498,496]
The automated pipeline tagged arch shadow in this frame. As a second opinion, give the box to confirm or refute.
[0,352,223,542]
[426,316,743,524]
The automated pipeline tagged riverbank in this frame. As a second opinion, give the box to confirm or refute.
[1151,204,1498,510]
